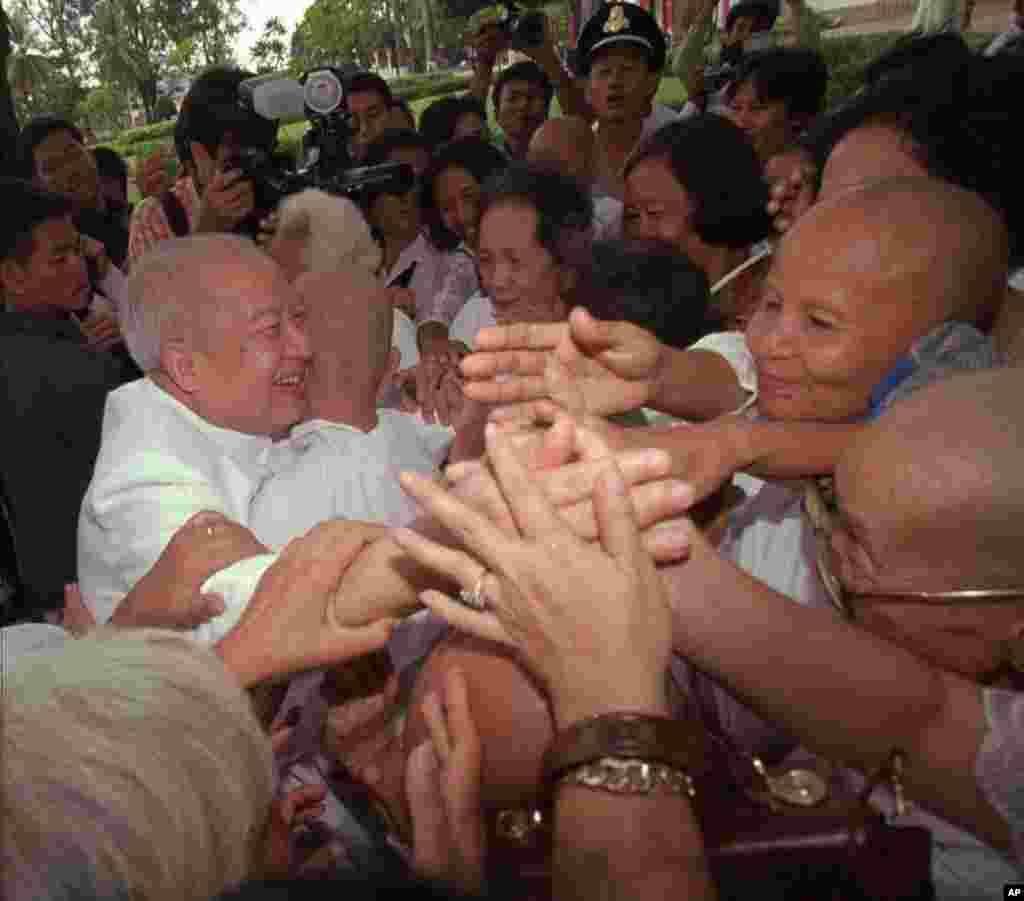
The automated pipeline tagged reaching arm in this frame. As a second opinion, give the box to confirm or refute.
[461,310,748,421]
[663,527,1013,855]
[612,416,865,502]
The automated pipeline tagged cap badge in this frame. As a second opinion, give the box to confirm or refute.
[603,5,630,33]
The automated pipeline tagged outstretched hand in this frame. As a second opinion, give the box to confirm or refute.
[111,510,264,629]
[407,665,486,895]
[393,423,675,729]
[216,520,396,687]
[461,307,668,417]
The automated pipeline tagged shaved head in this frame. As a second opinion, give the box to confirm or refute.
[750,177,1008,423]
[296,265,393,410]
[786,176,1008,329]
[527,116,596,187]
[838,366,1024,587]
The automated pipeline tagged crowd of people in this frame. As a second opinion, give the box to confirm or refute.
[2,1,1024,899]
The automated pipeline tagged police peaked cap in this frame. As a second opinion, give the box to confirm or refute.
[575,2,668,76]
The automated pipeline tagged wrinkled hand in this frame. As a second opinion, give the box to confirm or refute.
[218,520,395,687]
[461,307,668,417]
[196,167,255,233]
[111,511,263,629]
[407,665,485,895]
[447,415,693,562]
[393,424,676,728]
[135,144,173,200]
[415,353,463,426]
[77,310,123,353]
[394,367,421,414]
[765,149,817,234]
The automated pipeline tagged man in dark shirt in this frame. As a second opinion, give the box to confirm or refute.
[0,179,137,616]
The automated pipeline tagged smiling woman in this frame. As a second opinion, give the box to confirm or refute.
[450,162,594,348]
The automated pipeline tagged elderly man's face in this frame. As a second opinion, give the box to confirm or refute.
[745,207,928,423]
[827,446,1022,681]
[191,263,311,436]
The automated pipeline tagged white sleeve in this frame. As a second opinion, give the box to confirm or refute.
[250,448,337,550]
[196,554,278,643]
[79,453,279,643]
[689,331,758,412]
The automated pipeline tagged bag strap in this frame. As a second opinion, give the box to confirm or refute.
[158,189,189,237]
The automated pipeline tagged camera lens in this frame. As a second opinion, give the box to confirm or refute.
[304,69,345,117]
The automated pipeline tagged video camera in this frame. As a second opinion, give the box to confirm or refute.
[230,68,414,218]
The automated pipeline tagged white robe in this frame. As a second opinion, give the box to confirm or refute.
[249,411,453,550]
[78,378,284,643]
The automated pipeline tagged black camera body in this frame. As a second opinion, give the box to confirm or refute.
[499,3,547,51]
[230,68,414,224]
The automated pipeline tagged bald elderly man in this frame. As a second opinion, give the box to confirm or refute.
[527,116,622,241]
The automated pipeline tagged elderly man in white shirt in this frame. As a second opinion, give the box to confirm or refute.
[79,233,690,645]
[78,234,383,643]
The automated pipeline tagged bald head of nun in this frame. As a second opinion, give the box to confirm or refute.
[748,177,1008,423]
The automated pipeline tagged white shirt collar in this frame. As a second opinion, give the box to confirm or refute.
[142,377,275,467]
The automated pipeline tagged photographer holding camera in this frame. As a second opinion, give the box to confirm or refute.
[128,67,277,268]
[466,9,589,150]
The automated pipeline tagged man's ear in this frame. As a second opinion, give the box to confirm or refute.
[162,342,201,394]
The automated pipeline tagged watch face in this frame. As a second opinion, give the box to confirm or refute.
[766,768,830,807]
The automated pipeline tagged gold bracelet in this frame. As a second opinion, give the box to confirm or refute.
[543,712,707,790]
[558,756,696,798]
